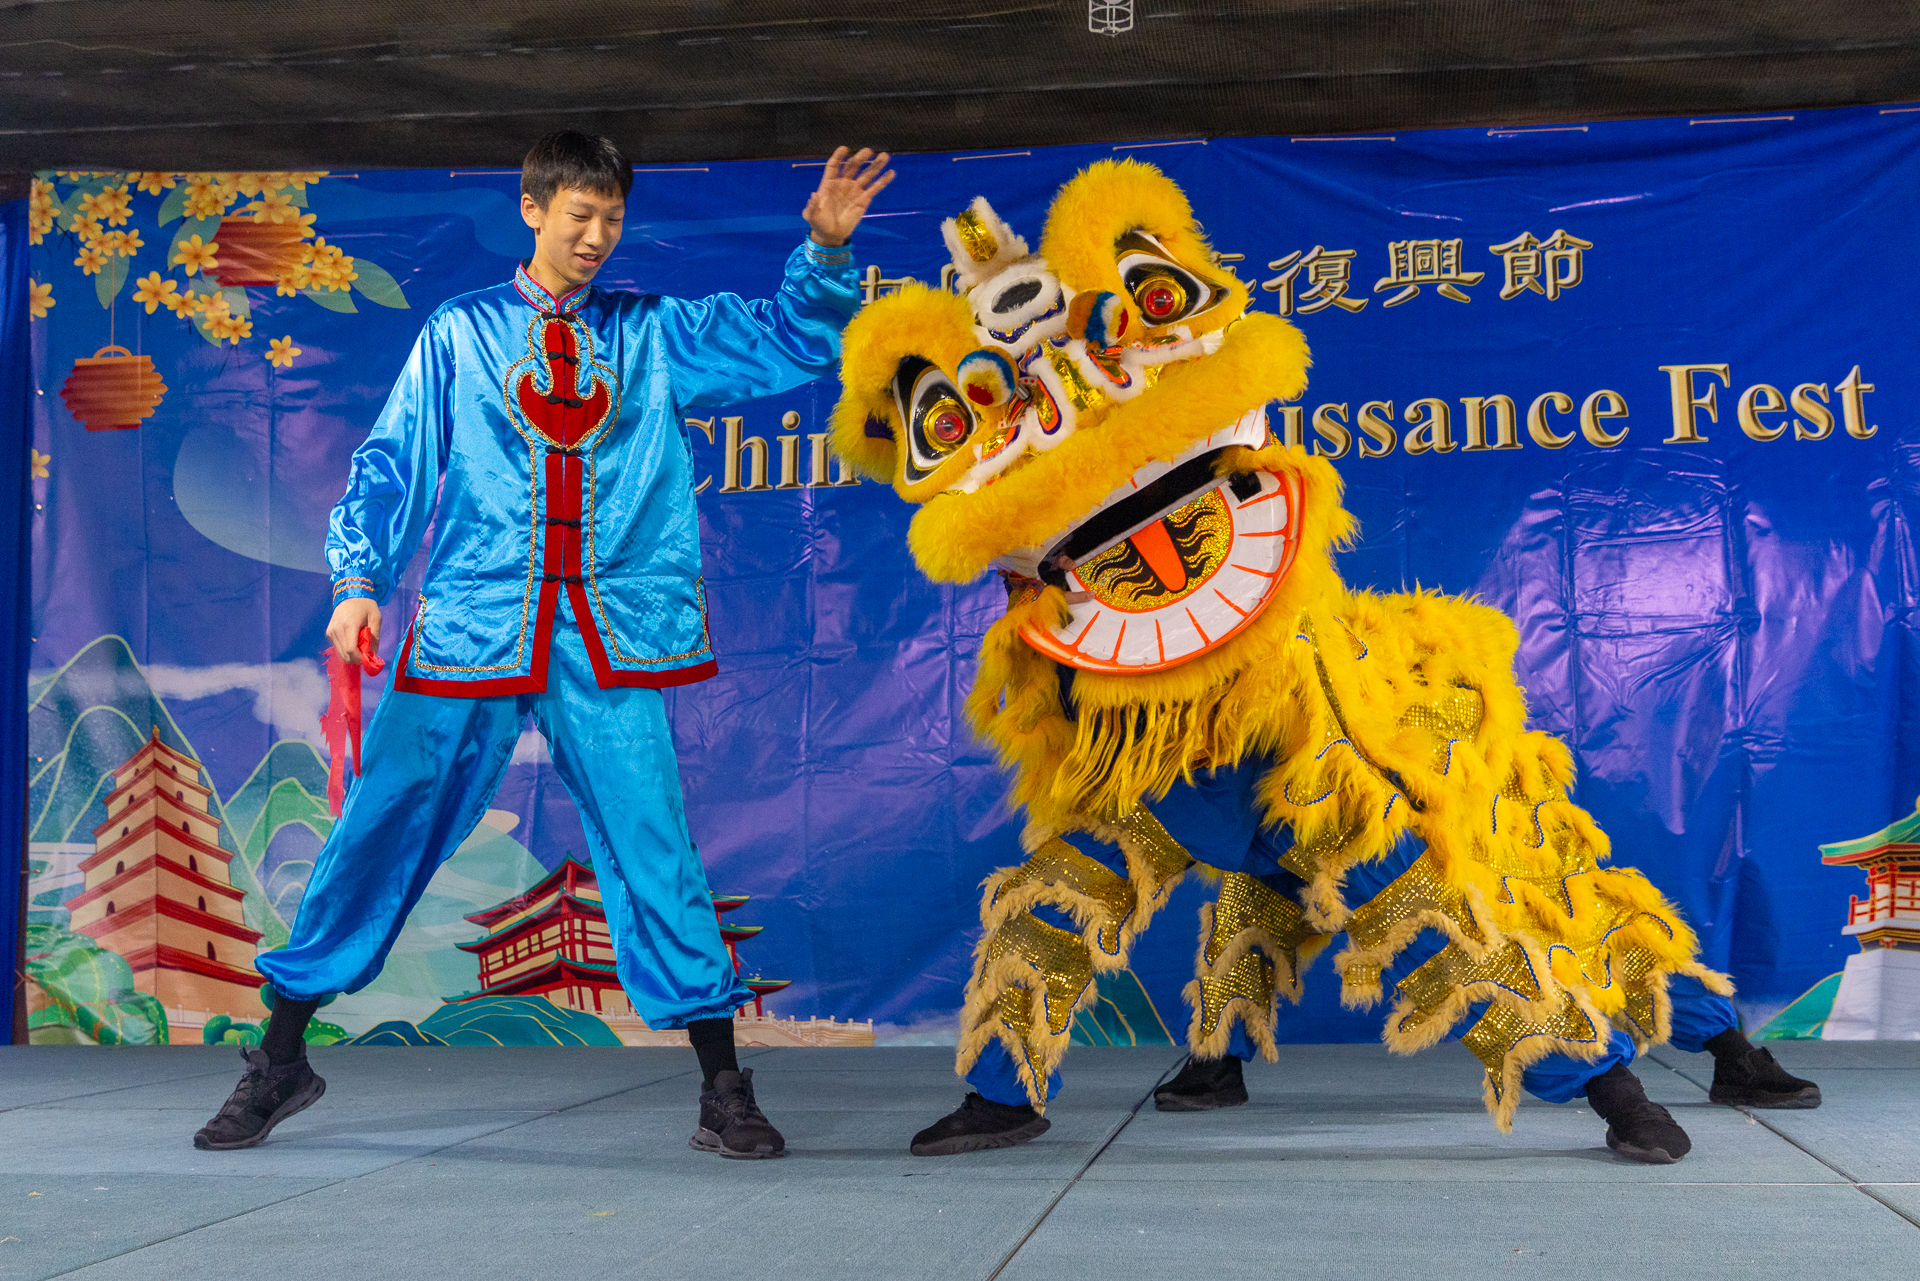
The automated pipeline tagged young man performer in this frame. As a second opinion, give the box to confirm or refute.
[194,132,891,1157]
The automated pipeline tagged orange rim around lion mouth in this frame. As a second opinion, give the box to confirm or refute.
[1015,451,1304,675]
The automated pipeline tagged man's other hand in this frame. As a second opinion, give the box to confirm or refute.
[804,147,894,247]
[326,598,382,664]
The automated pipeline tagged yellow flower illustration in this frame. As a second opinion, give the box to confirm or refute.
[266,336,301,368]
[70,214,103,243]
[247,191,297,224]
[233,173,274,198]
[162,291,200,318]
[173,234,220,276]
[76,190,107,220]
[30,450,50,480]
[181,173,234,219]
[74,246,108,276]
[133,172,176,195]
[29,177,55,207]
[274,263,313,296]
[101,228,144,257]
[28,280,54,319]
[131,271,179,314]
[199,293,231,322]
[309,253,358,292]
[96,184,133,226]
[208,311,252,344]
[283,172,327,190]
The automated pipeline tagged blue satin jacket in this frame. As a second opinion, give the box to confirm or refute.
[327,240,860,695]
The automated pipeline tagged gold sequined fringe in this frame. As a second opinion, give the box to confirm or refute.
[954,807,1193,1112]
[1182,872,1327,1062]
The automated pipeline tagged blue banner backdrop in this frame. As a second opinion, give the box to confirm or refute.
[18,104,1920,1047]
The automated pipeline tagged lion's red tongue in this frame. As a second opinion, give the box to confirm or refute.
[1128,518,1187,593]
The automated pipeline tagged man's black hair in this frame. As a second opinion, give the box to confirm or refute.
[521,131,633,209]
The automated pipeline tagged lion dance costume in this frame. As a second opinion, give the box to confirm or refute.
[831,162,1816,1157]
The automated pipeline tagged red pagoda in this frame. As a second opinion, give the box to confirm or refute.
[63,729,265,1034]
[450,858,790,1020]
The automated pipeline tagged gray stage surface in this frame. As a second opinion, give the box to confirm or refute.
[2,1041,1916,1279]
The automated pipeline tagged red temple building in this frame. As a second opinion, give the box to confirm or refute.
[63,729,265,1037]
[451,859,792,1022]
[1817,803,1920,1038]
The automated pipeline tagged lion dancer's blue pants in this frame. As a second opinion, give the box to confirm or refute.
[970,757,1736,1107]
[256,592,752,1027]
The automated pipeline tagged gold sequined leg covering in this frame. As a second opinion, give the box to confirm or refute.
[1183,872,1326,1062]
[954,807,1192,1112]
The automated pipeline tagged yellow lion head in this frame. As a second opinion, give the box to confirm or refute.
[834,159,1349,679]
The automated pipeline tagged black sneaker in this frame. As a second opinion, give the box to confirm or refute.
[910,1092,1051,1155]
[1154,1054,1250,1112]
[1709,1046,1822,1109]
[1604,1098,1693,1165]
[192,1047,326,1150]
[691,1068,785,1159]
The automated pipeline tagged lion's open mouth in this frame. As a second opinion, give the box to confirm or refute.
[995,405,1272,585]
[1002,405,1304,673]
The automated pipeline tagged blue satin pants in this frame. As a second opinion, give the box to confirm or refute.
[968,757,1734,1107]
[257,593,752,1028]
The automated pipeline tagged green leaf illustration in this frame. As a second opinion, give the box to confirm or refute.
[156,183,188,226]
[303,286,358,314]
[222,286,251,320]
[350,258,410,309]
[93,255,129,309]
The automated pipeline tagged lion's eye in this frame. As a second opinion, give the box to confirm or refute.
[1129,272,1189,324]
[893,356,976,482]
[923,398,971,447]
[1115,231,1215,327]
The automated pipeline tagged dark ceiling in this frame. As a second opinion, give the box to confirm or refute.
[3,0,1918,189]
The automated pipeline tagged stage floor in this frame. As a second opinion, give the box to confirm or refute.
[3,1040,1916,1279]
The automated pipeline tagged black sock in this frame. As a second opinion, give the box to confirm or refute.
[687,1017,739,1089]
[1702,1027,1753,1061]
[261,997,320,1066]
[1582,1062,1646,1121]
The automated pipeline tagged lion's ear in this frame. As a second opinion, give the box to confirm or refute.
[831,285,978,483]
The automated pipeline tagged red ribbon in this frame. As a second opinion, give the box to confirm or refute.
[321,627,386,817]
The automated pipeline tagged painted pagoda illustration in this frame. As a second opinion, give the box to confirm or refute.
[450,857,870,1046]
[64,729,265,1037]
[1817,801,1920,1039]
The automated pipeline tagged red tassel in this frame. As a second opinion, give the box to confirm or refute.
[321,627,387,817]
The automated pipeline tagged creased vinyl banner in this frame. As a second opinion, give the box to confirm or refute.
[19,103,1920,1050]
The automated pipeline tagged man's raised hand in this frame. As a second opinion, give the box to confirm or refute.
[804,146,895,247]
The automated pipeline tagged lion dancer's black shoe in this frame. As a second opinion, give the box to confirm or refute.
[911,1093,1052,1155]
[1154,1054,1249,1111]
[193,1046,326,1150]
[1585,1062,1691,1164]
[1704,1028,1822,1108]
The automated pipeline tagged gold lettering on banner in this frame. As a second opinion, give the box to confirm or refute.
[1402,398,1455,454]
[686,416,717,494]
[776,410,804,489]
[1791,383,1834,441]
[1658,363,1730,444]
[719,416,771,493]
[1275,406,1306,450]
[1838,365,1878,440]
[1527,392,1575,448]
[1737,384,1788,442]
[1357,400,1398,458]
[808,432,862,487]
[1311,403,1352,460]
[1579,389,1629,447]
[1489,230,1592,301]
[1460,395,1520,451]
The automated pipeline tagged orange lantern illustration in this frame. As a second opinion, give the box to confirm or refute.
[207,217,307,287]
[60,345,167,431]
